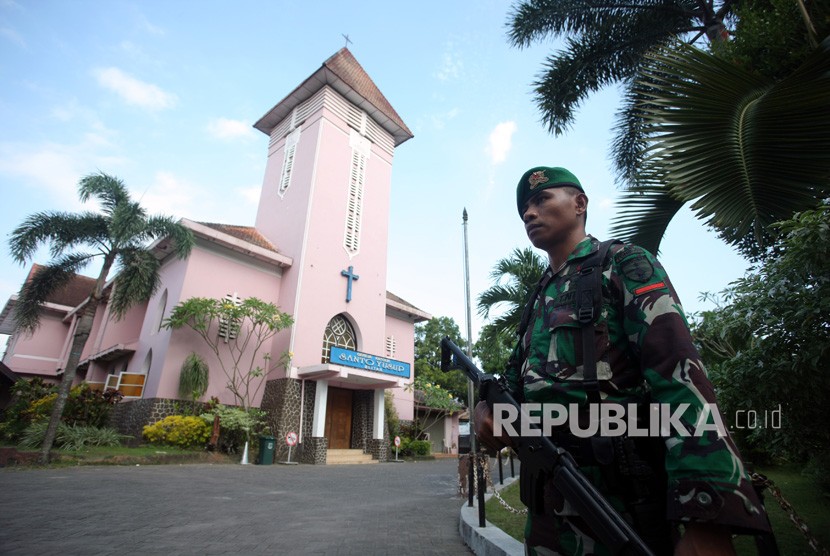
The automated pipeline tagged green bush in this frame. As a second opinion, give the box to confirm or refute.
[409,440,432,456]
[19,421,127,451]
[200,405,268,454]
[143,415,210,448]
[0,378,55,441]
[392,437,432,456]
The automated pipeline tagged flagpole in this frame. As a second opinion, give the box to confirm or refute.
[462,208,476,455]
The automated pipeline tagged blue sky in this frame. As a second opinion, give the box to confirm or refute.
[0,0,749,352]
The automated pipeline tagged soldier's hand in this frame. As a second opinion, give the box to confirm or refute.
[674,523,735,556]
[473,401,515,453]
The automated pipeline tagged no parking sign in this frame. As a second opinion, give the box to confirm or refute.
[285,431,298,447]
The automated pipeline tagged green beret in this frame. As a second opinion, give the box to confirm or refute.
[516,166,584,216]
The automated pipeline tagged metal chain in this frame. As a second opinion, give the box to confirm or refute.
[751,471,829,555]
[485,452,528,515]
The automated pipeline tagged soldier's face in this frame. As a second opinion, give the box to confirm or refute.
[521,188,585,251]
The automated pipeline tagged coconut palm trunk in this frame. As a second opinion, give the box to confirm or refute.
[39,254,115,463]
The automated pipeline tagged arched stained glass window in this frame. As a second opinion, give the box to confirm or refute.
[321,314,356,363]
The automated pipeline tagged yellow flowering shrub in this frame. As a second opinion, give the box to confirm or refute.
[142,415,210,448]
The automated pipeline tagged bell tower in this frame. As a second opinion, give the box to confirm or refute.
[253,48,413,372]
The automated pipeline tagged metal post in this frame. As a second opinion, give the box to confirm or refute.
[498,451,504,485]
[510,450,515,478]
[462,208,476,456]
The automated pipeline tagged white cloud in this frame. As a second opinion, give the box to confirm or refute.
[237,185,261,205]
[138,14,165,36]
[428,108,459,130]
[206,118,255,141]
[133,172,202,219]
[435,44,463,81]
[0,26,25,48]
[93,67,177,111]
[485,121,517,165]
[598,197,614,211]
[0,139,127,208]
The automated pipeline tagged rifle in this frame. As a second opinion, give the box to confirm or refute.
[441,336,655,556]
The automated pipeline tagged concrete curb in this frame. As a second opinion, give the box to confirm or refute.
[459,473,524,556]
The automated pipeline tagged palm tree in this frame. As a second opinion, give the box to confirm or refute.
[9,172,194,463]
[509,0,829,256]
[610,38,830,255]
[507,0,733,180]
[477,247,547,336]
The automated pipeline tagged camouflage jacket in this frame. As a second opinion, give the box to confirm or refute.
[504,236,770,534]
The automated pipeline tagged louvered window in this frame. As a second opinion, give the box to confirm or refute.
[322,314,357,364]
[386,336,396,358]
[218,292,242,342]
[344,130,370,257]
[278,128,301,198]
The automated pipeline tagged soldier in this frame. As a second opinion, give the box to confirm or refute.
[475,167,772,555]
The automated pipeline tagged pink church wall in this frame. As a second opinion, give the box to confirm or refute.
[385,314,415,421]
[3,309,69,377]
[141,241,286,406]
[93,299,147,356]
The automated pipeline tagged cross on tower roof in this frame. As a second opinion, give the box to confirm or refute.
[342,33,352,48]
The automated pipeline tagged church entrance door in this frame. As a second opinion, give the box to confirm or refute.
[325,387,353,449]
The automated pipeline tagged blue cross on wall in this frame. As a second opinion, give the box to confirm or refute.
[340,266,359,302]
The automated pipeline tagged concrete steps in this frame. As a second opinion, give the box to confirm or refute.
[326,449,377,465]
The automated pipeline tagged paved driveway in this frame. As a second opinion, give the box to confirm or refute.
[0,458,472,555]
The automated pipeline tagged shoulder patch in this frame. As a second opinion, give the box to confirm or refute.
[620,253,654,283]
[633,282,666,296]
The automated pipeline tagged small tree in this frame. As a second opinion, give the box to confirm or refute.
[409,377,462,440]
[165,296,293,411]
[178,352,209,402]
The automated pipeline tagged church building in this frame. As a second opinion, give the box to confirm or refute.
[0,49,448,464]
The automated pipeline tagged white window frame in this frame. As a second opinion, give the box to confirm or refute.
[344,130,371,257]
[278,127,301,198]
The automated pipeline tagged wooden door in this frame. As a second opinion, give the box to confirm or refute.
[324,387,353,449]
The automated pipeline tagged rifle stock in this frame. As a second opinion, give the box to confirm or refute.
[440,336,655,556]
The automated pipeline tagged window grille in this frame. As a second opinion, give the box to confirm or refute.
[278,128,301,198]
[218,292,242,342]
[321,314,357,363]
[344,130,370,257]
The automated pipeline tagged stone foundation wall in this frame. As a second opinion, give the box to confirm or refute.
[110,398,204,439]
[261,378,304,461]
[302,436,327,464]
[351,390,372,453]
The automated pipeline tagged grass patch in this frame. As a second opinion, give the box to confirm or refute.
[485,466,830,554]
[1,444,235,467]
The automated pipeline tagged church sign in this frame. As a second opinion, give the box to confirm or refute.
[330,347,411,378]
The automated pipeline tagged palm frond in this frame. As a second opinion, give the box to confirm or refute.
[9,212,108,264]
[14,253,95,333]
[143,216,195,258]
[110,248,161,319]
[78,172,131,214]
[609,186,686,254]
[631,39,830,246]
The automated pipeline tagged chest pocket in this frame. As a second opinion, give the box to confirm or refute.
[543,301,612,382]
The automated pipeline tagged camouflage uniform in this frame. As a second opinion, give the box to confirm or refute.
[504,235,771,555]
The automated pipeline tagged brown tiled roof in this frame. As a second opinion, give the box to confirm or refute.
[28,264,96,307]
[323,48,412,138]
[197,223,279,253]
[254,48,413,146]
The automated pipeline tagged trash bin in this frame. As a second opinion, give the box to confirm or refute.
[258,435,276,465]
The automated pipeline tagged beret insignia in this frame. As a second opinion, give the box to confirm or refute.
[528,171,549,189]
